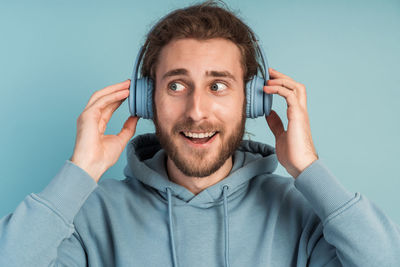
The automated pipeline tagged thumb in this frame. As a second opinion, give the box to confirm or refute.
[117,116,139,144]
[266,110,284,138]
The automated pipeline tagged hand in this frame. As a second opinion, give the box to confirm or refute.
[70,79,139,183]
[264,68,318,179]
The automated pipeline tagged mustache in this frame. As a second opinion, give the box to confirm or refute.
[172,119,222,133]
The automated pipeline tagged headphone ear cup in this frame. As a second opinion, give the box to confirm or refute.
[245,78,253,118]
[246,76,272,118]
[146,78,154,119]
[135,77,154,119]
[128,78,137,117]
[263,85,272,116]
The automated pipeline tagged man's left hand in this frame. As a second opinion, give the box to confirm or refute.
[263,68,319,179]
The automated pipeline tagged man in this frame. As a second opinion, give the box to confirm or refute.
[1,1,399,266]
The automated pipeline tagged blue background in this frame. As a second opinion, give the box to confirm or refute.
[1,0,399,224]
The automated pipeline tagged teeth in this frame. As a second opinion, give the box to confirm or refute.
[183,131,216,138]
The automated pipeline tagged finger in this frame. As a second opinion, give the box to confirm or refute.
[103,98,125,119]
[99,87,131,122]
[86,79,130,108]
[267,78,307,107]
[268,68,294,81]
[98,98,126,134]
[117,116,139,145]
[266,110,284,138]
[267,78,299,90]
[94,90,130,133]
[263,85,299,108]
[87,89,129,113]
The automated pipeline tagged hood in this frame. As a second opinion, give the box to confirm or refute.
[123,133,278,207]
[123,133,278,267]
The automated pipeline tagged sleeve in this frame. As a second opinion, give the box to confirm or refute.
[0,160,98,266]
[294,159,400,266]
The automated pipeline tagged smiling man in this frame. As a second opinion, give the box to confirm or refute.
[153,38,246,193]
[1,1,400,267]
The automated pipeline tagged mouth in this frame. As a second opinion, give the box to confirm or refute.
[179,131,219,146]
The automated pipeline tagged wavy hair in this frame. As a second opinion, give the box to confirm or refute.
[140,0,264,86]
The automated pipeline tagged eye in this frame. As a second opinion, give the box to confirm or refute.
[168,82,185,91]
[210,82,227,92]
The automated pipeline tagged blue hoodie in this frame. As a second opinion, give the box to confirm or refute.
[1,133,399,266]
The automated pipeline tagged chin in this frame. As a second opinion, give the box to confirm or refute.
[172,141,230,178]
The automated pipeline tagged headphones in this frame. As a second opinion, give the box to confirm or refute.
[128,35,273,119]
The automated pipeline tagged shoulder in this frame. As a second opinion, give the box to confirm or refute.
[73,177,144,220]
[88,176,146,203]
[251,173,298,201]
[250,173,317,225]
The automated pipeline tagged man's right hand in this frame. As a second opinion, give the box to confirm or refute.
[70,79,139,183]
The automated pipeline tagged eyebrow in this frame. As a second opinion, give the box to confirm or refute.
[161,68,237,82]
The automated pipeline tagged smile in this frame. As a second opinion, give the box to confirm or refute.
[179,131,219,146]
[182,131,216,138]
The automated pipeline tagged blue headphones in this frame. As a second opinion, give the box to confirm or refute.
[128,37,272,119]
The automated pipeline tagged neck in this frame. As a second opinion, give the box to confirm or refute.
[166,156,233,195]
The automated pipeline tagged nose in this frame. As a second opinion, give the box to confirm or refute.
[185,87,211,122]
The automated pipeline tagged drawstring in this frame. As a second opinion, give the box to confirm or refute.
[166,186,230,267]
[222,185,230,267]
[167,187,178,267]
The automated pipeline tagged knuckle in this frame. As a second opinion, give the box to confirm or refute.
[77,111,87,122]
[92,90,101,98]
[76,114,84,125]
[88,92,99,103]
[289,91,297,102]
[79,109,97,121]
[78,111,85,119]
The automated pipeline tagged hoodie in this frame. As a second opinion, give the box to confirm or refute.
[1,133,399,266]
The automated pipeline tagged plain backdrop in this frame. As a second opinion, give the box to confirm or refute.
[1,0,399,224]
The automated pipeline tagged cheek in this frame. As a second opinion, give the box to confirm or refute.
[214,93,245,123]
[215,97,245,139]
[154,93,184,129]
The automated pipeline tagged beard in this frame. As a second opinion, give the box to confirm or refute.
[153,99,246,178]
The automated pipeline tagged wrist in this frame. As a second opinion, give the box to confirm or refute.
[292,155,319,179]
[69,156,104,182]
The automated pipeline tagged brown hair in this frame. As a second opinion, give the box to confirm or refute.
[140,0,264,86]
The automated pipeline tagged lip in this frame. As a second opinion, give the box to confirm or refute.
[180,132,219,148]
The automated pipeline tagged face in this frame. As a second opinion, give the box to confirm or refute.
[153,38,246,177]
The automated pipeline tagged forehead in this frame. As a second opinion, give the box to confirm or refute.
[155,38,243,80]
